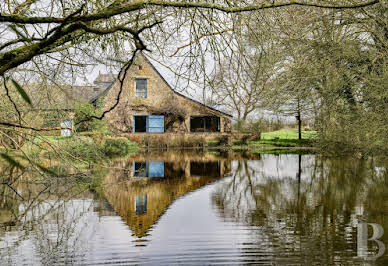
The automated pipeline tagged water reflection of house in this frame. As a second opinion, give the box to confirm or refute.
[103,152,231,238]
[130,160,226,179]
[129,151,230,179]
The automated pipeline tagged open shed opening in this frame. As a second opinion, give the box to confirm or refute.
[134,116,147,132]
[190,161,221,177]
[190,116,220,133]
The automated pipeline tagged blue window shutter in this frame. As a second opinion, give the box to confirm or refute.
[61,120,72,137]
[148,115,164,133]
[148,161,164,177]
[132,117,135,133]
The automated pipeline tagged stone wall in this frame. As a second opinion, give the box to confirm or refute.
[103,53,232,134]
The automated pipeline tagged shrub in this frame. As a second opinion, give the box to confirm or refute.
[62,138,104,162]
[46,136,137,162]
[74,102,111,134]
[78,131,105,144]
[103,137,137,157]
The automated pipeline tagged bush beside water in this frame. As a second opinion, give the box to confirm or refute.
[45,136,138,162]
[103,137,136,156]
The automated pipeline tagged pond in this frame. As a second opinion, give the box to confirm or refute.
[0,150,387,265]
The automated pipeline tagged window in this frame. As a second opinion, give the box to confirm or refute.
[133,115,164,133]
[132,161,165,178]
[135,78,147,98]
[190,116,220,132]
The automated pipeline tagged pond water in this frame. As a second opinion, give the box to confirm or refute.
[1,150,387,265]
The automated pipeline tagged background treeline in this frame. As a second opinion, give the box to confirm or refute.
[208,3,387,154]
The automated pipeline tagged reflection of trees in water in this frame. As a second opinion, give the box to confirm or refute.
[213,155,315,222]
[212,155,388,264]
[0,167,99,265]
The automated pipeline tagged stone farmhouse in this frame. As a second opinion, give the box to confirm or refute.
[69,52,232,135]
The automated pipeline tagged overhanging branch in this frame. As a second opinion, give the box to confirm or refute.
[0,0,379,24]
[0,122,72,131]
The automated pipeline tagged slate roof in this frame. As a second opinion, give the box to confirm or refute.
[94,73,117,83]
[31,84,112,110]
[30,85,74,110]
[71,85,105,102]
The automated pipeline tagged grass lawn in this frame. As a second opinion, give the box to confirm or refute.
[250,129,317,148]
[261,129,317,140]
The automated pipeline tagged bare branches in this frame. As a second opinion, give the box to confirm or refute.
[2,76,22,123]
[0,17,161,76]
[0,122,72,131]
[0,0,380,77]
[79,20,163,50]
[0,1,380,24]
[170,25,242,57]
[12,0,39,15]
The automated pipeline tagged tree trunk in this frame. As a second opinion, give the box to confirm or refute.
[297,154,302,201]
[296,112,302,140]
[242,112,248,122]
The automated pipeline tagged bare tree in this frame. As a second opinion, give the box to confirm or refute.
[209,47,280,121]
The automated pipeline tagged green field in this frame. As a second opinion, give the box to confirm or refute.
[250,129,317,148]
[261,129,317,140]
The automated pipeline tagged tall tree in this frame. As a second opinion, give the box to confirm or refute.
[246,1,387,151]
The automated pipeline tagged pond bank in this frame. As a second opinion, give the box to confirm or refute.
[18,131,316,166]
